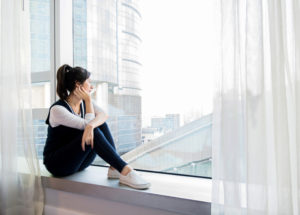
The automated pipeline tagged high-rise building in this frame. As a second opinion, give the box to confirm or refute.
[165,114,180,131]
[151,114,180,133]
[30,0,142,159]
[73,0,142,156]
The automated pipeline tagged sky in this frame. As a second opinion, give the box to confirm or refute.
[139,0,217,127]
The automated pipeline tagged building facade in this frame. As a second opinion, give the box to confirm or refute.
[73,0,142,159]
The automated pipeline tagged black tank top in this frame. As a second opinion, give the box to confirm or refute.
[43,99,86,165]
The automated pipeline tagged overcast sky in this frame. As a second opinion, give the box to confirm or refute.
[139,0,217,127]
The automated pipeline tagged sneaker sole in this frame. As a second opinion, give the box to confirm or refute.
[119,179,151,190]
[107,169,120,179]
[107,175,119,179]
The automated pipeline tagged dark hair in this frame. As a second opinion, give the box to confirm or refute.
[56,64,91,100]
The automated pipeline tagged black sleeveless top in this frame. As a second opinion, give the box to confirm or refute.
[43,99,86,165]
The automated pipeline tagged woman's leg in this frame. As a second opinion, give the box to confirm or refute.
[45,127,128,177]
[97,122,116,150]
[79,122,117,171]
[92,127,128,173]
[77,150,97,171]
[97,122,120,170]
[45,132,94,177]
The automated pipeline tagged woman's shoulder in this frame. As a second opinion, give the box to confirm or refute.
[46,100,69,118]
[46,100,71,125]
[52,99,65,106]
[49,99,68,109]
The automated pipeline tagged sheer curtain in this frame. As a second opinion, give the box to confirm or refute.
[212,0,300,214]
[0,0,44,214]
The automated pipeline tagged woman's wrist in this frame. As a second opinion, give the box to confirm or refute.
[86,123,94,129]
[84,97,91,103]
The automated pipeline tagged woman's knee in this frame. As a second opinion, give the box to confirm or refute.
[97,122,108,130]
[93,127,103,136]
[93,127,106,142]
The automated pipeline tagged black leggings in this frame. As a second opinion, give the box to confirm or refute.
[45,122,128,177]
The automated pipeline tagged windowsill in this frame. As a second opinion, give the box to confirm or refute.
[40,160,211,215]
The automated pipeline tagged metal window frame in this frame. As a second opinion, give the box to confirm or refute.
[32,0,74,120]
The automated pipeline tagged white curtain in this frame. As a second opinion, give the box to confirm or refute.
[0,0,44,214]
[212,0,300,214]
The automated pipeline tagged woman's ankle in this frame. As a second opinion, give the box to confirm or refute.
[120,165,132,176]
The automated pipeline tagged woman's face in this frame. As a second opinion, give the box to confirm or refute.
[81,78,94,93]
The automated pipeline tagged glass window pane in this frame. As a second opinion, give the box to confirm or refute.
[29,0,51,160]
[29,0,51,73]
[73,0,214,178]
[33,119,48,160]
[31,82,51,108]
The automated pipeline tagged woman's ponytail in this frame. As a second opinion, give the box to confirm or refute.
[57,64,72,100]
[56,64,91,100]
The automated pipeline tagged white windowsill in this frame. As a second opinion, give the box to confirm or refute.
[39,160,211,215]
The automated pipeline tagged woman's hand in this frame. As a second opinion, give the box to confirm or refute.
[81,124,94,151]
[74,86,91,102]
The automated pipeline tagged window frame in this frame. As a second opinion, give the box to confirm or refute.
[31,0,212,180]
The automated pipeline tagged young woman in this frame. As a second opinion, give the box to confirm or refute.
[43,64,151,190]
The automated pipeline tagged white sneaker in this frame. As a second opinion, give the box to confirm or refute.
[107,168,121,179]
[119,170,151,190]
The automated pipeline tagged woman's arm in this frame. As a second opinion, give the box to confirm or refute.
[76,86,94,114]
[81,111,109,151]
[49,105,94,130]
[87,112,109,128]
[84,97,95,114]
[85,100,108,128]
[76,86,109,151]
[92,100,106,115]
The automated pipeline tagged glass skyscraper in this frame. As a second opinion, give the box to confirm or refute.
[73,0,143,158]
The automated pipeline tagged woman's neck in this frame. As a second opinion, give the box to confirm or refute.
[66,94,82,108]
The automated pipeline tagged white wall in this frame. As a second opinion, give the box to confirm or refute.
[44,188,185,215]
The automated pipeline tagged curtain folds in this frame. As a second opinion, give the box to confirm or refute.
[0,0,44,214]
[212,0,300,214]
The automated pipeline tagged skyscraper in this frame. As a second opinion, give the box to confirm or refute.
[73,0,142,156]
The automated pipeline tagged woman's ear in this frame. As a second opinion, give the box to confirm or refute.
[75,81,81,88]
